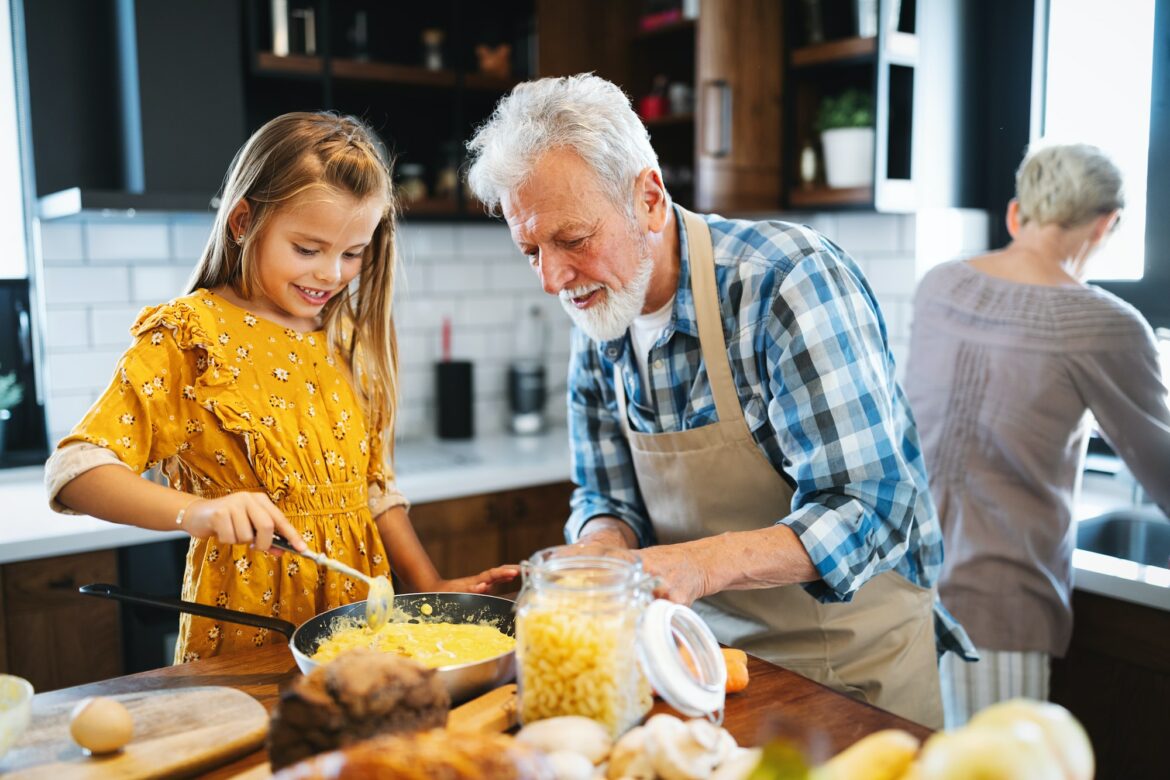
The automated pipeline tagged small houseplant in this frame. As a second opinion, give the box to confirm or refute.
[816,88,876,188]
[0,370,23,457]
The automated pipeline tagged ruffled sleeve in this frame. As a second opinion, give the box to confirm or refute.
[56,301,202,473]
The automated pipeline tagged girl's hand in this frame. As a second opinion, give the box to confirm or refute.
[181,493,308,554]
[435,564,521,595]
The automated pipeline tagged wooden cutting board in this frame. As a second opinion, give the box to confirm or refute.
[0,685,268,779]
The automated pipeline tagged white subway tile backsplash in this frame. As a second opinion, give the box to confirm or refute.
[89,305,144,347]
[46,391,98,444]
[38,221,85,264]
[42,266,132,305]
[172,218,215,261]
[486,261,540,292]
[865,255,919,300]
[473,360,509,400]
[45,349,123,393]
[43,308,89,349]
[37,206,951,451]
[475,398,507,436]
[397,257,431,296]
[398,224,457,257]
[454,297,520,329]
[132,265,191,304]
[397,331,433,367]
[457,224,517,256]
[429,262,489,294]
[86,222,171,262]
[833,214,904,254]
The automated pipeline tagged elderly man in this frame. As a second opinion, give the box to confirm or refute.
[466,74,972,727]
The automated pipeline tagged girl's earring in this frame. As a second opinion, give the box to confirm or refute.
[237,234,245,243]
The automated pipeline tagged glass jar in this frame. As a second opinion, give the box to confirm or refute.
[515,545,726,737]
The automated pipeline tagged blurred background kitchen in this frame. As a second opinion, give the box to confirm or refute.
[0,1,1166,775]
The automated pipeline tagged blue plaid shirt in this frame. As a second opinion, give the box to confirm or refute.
[565,207,975,659]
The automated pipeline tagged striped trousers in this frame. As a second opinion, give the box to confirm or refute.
[939,648,1051,728]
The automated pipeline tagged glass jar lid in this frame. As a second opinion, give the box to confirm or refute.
[637,599,727,722]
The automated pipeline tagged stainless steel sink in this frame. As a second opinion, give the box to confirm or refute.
[1077,507,1170,568]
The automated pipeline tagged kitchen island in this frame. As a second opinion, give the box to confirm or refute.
[13,642,932,777]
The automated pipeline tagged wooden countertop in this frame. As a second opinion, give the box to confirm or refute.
[28,642,932,776]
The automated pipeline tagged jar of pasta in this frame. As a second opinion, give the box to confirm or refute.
[515,545,726,737]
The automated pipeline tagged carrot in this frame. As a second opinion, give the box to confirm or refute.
[725,659,750,693]
[721,647,748,667]
[673,644,751,693]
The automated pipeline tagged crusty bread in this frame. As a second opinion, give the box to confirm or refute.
[271,728,555,779]
[267,649,450,769]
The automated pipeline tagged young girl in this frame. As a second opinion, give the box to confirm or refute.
[45,111,517,662]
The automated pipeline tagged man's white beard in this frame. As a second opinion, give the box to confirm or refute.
[559,253,654,342]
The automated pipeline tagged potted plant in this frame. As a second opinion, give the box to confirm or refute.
[816,88,876,188]
[0,370,23,457]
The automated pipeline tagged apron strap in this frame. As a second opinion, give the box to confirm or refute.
[678,208,745,427]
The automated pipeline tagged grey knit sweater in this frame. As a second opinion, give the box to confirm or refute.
[905,260,1170,656]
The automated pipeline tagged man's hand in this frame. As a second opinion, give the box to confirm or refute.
[435,565,521,596]
[635,543,713,605]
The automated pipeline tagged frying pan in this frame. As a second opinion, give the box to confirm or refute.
[79,583,516,703]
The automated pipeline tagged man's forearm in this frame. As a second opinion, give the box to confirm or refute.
[692,524,819,592]
[576,515,638,549]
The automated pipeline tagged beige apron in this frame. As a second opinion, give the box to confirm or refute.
[613,209,942,727]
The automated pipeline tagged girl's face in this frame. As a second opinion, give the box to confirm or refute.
[244,191,384,331]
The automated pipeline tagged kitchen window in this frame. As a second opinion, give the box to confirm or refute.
[1039,0,1170,325]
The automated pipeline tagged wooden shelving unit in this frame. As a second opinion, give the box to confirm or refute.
[782,0,919,213]
[788,185,872,209]
[255,53,517,92]
[643,112,695,128]
[245,0,534,222]
[790,36,877,68]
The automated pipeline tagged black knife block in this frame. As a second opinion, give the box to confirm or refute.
[435,360,473,439]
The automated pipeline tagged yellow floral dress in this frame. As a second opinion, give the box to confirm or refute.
[58,290,392,662]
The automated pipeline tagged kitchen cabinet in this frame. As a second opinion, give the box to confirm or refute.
[410,481,575,578]
[536,0,783,214]
[243,0,535,220]
[1049,590,1170,780]
[0,549,123,693]
[783,0,917,211]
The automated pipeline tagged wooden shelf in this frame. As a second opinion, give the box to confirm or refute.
[788,185,872,209]
[331,59,456,88]
[255,53,515,92]
[791,36,877,68]
[633,18,696,41]
[255,51,322,76]
[644,112,695,128]
[398,197,460,216]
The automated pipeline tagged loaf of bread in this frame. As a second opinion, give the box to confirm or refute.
[271,728,555,780]
[267,649,450,769]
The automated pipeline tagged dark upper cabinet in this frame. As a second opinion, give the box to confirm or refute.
[22,0,245,203]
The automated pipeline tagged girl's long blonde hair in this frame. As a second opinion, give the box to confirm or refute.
[189,111,400,460]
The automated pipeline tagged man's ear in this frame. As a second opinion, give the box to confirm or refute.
[228,199,252,240]
[1005,199,1021,238]
[635,168,669,233]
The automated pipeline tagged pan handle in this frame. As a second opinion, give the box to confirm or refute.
[79,582,298,638]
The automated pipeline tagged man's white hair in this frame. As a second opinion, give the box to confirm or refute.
[465,73,666,221]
